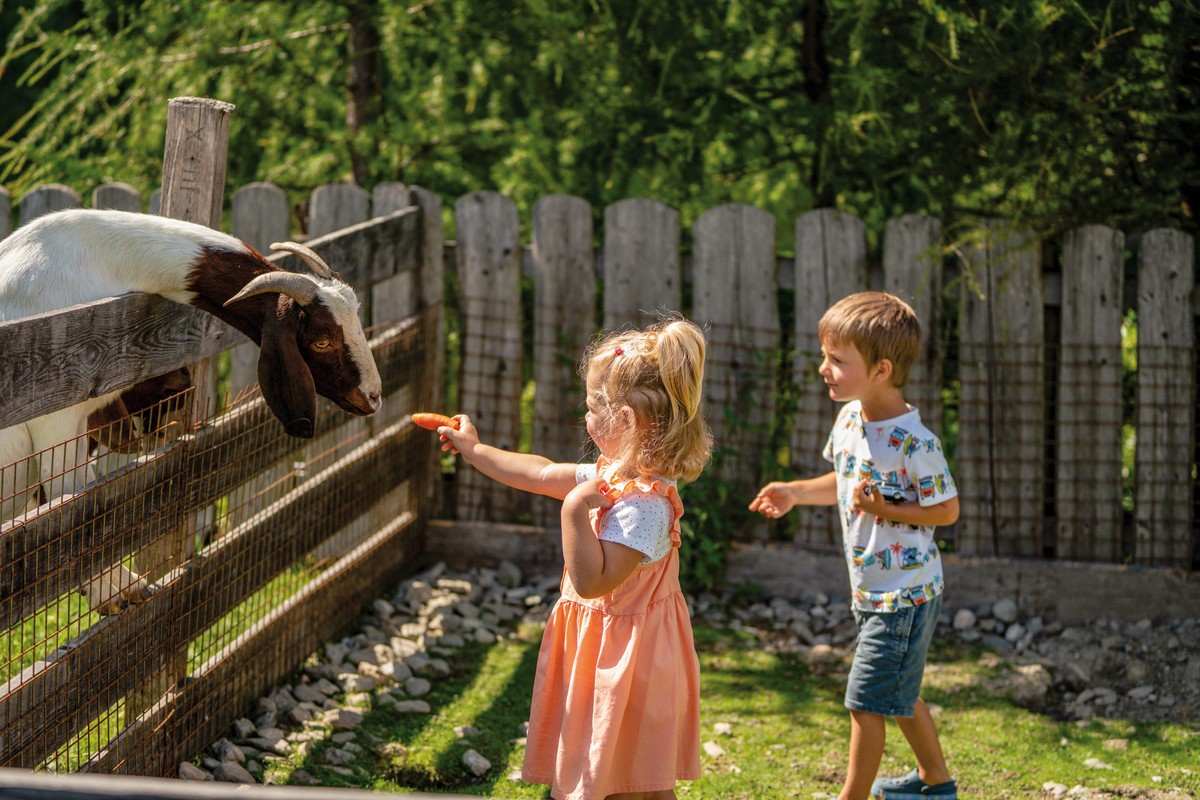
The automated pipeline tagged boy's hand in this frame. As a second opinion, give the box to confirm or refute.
[749,482,798,519]
[565,478,616,513]
[437,414,478,460]
[852,479,885,517]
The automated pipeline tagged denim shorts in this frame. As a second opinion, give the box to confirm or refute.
[844,593,942,718]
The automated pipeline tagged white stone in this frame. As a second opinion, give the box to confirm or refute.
[1083,757,1114,769]
[992,598,1019,623]
[326,709,364,730]
[496,560,523,588]
[179,762,213,781]
[393,700,432,713]
[455,725,481,738]
[952,609,977,630]
[1004,623,1026,643]
[1042,782,1068,797]
[232,718,255,739]
[703,740,726,758]
[213,762,256,783]
[406,677,433,697]
[463,748,491,776]
[713,722,733,736]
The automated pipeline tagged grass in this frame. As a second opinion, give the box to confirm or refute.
[265,624,1200,799]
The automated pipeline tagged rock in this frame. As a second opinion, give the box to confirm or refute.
[326,709,364,730]
[213,762,256,783]
[474,628,498,645]
[952,609,977,630]
[338,673,377,692]
[1043,782,1068,797]
[496,560,523,588]
[373,598,396,618]
[1083,757,1114,769]
[291,770,320,786]
[179,762,213,781]
[703,740,726,757]
[1008,664,1052,710]
[1102,738,1129,750]
[232,717,255,739]
[713,722,733,736]
[212,738,245,763]
[393,700,432,713]
[454,725,480,738]
[405,677,432,697]
[292,684,325,704]
[463,749,491,776]
[992,598,1018,624]
[1004,623,1026,643]
[321,747,355,766]
[1127,685,1155,700]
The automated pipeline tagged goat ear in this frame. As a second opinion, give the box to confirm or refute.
[258,316,317,439]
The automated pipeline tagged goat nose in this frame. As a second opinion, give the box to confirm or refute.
[368,391,382,412]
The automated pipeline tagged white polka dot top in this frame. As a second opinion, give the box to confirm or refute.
[576,462,676,564]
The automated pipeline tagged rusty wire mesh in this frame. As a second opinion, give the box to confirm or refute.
[0,307,438,776]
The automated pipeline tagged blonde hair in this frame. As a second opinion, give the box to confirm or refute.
[581,317,713,482]
[818,292,922,387]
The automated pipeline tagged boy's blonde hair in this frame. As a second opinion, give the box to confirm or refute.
[818,292,922,388]
[581,317,713,482]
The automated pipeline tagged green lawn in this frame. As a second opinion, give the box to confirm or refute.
[275,624,1200,799]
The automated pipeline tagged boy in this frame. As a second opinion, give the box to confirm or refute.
[749,292,960,800]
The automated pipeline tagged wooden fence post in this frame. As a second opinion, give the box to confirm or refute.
[1135,229,1195,567]
[411,186,446,521]
[129,96,234,773]
[455,191,523,521]
[0,187,10,239]
[1057,225,1125,561]
[309,183,371,239]
[602,199,682,329]
[92,183,142,212]
[530,194,596,526]
[19,184,81,224]
[790,209,868,546]
[692,204,778,523]
[883,214,944,434]
[230,182,291,397]
[955,220,1044,557]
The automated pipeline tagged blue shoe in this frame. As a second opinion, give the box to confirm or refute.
[870,768,957,799]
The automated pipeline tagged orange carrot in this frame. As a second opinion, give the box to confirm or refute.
[411,412,459,431]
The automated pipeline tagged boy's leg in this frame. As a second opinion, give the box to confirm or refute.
[894,697,951,787]
[839,710,886,800]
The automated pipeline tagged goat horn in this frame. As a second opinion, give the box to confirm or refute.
[270,242,335,280]
[224,271,319,307]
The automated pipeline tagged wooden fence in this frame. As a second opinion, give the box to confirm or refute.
[0,108,446,774]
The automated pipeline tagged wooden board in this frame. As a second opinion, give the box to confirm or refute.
[530,194,595,526]
[91,183,141,213]
[955,221,1044,557]
[692,204,779,508]
[1134,228,1195,567]
[19,184,80,225]
[790,209,868,545]
[602,198,681,329]
[308,183,370,239]
[883,214,944,434]
[1056,225,1124,561]
[454,192,523,521]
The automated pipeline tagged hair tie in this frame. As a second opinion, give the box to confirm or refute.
[614,346,624,356]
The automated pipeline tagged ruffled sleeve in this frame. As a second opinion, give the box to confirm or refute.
[592,461,685,551]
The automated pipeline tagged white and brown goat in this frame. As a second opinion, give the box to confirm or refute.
[0,209,383,614]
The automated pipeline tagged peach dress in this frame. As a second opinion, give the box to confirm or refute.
[521,465,701,800]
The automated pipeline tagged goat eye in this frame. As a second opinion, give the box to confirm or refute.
[311,339,333,352]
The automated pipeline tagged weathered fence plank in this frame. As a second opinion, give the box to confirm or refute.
[530,194,595,526]
[956,221,1044,557]
[883,214,944,434]
[0,187,10,239]
[454,192,524,521]
[19,184,80,225]
[91,183,141,213]
[602,198,682,329]
[1135,229,1196,567]
[308,183,370,239]
[410,187,447,520]
[790,209,868,545]
[1057,225,1125,561]
[692,204,778,513]
[230,182,292,397]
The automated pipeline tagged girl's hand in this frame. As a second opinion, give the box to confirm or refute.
[437,414,479,460]
[852,479,884,517]
[749,482,797,518]
[564,478,616,513]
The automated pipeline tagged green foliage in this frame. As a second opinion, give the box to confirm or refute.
[2,0,1195,239]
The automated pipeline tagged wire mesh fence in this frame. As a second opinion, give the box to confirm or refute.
[0,308,439,775]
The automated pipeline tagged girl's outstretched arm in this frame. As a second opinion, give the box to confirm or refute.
[437,414,578,500]
[561,479,643,599]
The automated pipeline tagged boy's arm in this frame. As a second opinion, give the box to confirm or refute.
[853,481,960,527]
[749,471,838,518]
[438,415,578,500]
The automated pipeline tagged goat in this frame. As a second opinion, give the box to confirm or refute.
[0,208,383,614]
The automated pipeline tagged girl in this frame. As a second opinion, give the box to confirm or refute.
[437,317,713,800]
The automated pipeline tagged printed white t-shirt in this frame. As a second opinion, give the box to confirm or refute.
[576,462,674,564]
[823,401,958,612]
